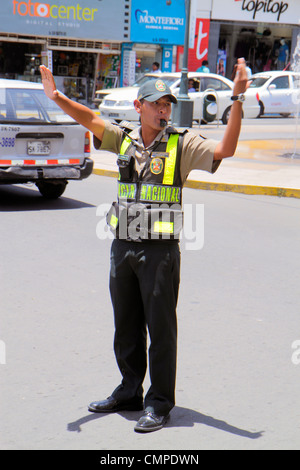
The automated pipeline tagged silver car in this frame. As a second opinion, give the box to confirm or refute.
[0,79,93,199]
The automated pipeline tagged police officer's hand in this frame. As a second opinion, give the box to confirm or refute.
[40,65,59,101]
[232,58,250,95]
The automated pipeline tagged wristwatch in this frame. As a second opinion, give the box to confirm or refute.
[231,93,245,103]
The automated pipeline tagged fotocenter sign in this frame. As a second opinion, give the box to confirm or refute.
[0,0,129,40]
[212,0,300,25]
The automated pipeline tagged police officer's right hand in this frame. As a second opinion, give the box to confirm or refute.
[40,65,59,101]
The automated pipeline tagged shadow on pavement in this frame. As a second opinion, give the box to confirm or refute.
[0,185,95,212]
[67,406,263,440]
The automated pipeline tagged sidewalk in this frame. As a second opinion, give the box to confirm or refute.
[90,122,300,199]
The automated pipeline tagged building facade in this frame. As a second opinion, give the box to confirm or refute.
[0,0,130,102]
[0,0,299,103]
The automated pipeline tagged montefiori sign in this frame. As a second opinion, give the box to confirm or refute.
[131,0,185,45]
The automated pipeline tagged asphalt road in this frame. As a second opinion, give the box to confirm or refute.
[0,174,300,450]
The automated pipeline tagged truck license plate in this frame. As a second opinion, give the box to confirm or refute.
[27,141,51,156]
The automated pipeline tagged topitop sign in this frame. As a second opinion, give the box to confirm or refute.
[212,0,300,25]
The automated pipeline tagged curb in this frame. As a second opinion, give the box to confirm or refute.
[184,179,300,199]
[92,168,300,199]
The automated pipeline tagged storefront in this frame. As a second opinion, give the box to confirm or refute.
[0,0,130,103]
[124,0,186,84]
[209,0,300,78]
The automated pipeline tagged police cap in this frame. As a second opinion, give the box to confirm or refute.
[137,79,177,104]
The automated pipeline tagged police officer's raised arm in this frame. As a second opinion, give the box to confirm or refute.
[214,58,249,161]
[40,65,105,143]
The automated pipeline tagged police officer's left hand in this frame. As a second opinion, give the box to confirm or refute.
[232,58,251,95]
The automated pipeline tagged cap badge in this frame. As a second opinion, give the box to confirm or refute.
[155,80,167,92]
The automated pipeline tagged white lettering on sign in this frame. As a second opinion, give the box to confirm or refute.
[196,21,208,61]
[135,9,184,27]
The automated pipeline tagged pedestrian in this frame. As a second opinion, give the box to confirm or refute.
[40,58,249,433]
[188,79,196,92]
[197,60,210,73]
[151,62,162,73]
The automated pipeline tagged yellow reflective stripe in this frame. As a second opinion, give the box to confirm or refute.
[154,221,174,234]
[110,214,118,229]
[120,136,132,155]
[118,136,132,180]
[163,134,179,186]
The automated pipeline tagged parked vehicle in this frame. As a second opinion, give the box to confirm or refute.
[246,71,300,117]
[93,74,158,106]
[99,72,260,125]
[0,79,93,199]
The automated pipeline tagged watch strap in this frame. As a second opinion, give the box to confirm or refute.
[231,94,245,103]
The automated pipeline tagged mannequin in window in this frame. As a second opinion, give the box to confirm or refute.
[277,39,289,70]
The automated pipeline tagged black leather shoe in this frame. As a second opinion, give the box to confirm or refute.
[134,411,169,432]
[88,396,143,413]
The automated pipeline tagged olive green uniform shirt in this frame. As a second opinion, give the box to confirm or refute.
[95,120,221,184]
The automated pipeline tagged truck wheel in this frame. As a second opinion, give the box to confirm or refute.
[36,181,67,199]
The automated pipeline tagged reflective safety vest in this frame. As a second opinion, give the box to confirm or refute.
[107,126,187,242]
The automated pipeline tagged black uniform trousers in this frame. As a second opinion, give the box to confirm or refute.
[109,239,181,416]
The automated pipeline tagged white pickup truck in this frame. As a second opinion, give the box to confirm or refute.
[0,79,93,199]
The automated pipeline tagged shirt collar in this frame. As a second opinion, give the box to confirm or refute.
[130,126,167,150]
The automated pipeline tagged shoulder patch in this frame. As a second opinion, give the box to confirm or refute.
[118,120,138,132]
[166,125,188,135]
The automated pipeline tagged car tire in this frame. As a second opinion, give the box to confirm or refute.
[36,181,67,199]
[258,101,264,118]
[222,106,231,125]
[222,105,245,125]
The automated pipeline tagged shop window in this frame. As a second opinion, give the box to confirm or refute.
[270,76,289,89]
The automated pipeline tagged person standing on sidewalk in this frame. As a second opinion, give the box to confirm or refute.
[40,58,249,433]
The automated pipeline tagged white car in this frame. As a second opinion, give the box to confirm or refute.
[93,74,156,106]
[0,79,93,199]
[246,71,300,117]
[99,72,260,125]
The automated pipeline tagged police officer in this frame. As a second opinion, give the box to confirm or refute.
[40,58,249,432]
